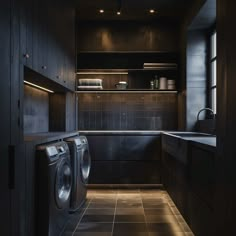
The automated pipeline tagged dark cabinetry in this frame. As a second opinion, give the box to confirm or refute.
[0,0,76,235]
[0,2,11,236]
[162,141,216,236]
[20,0,75,91]
[86,134,161,184]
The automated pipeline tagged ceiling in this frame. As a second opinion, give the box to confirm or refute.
[77,0,196,22]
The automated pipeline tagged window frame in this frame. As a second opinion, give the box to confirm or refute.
[208,29,217,114]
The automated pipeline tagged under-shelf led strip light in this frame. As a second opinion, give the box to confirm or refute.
[24,80,54,93]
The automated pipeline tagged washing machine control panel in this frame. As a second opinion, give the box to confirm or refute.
[58,146,65,153]
[74,138,82,147]
[45,146,58,162]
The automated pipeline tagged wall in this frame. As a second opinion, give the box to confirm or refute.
[215,0,236,234]
[0,1,11,235]
[77,21,180,52]
[186,30,207,131]
[178,0,207,130]
[78,93,177,130]
[77,21,180,131]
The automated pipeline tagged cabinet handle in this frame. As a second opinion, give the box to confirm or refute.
[63,80,66,83]
[56,75,60,79]
[24,53,30,59]
[42,66,47,70]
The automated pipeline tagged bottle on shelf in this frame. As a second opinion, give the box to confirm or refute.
[154,75,159,89]
[150,80,154,89]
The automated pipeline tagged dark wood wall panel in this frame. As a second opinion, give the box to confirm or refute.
[24,85,49,134]
[215,0,236,235]
[78,93,177,130]
[49,93,66,131]
[0,1,11,235]
[66,92,77,131]
[77,21,180,52]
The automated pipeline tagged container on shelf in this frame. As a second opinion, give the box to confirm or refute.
[167,79,176,90]
[159,77,167,90]
[115,81,128,89]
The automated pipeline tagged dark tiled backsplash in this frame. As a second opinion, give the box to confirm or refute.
[78,93,177,130]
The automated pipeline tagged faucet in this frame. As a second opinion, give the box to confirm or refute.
[197,108,215,121]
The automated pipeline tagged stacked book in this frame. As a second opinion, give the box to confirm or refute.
[78,79,103,90]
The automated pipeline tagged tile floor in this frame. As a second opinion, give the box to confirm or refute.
[62,189,194,236]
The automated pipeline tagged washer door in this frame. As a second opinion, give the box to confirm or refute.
[55,158,72,209]
[80,148,91,184]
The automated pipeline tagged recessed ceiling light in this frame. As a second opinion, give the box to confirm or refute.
[149,9,155,13]
[117,11,121,15]
[99,9,104,13]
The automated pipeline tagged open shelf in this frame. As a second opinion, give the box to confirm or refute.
[76,89,178,94]
[77,51,179,91]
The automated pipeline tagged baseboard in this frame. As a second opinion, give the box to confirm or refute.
[88,184,163,189]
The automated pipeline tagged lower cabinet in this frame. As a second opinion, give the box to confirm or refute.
[90,161,161,184]
[162,144,216,236]
[86,135,161,184]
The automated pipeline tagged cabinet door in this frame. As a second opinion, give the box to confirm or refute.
[46,1,58,82]
[19,0,33,68]
[0,1,11,235]
[32,0,48,76]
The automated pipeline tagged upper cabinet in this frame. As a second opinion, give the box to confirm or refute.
[19,0,33,68]
[19,0,76,91]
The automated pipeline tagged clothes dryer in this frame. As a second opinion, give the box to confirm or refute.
[65,135,91,211]
[36,141,72,235]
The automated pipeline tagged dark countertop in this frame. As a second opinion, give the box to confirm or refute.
[189,137,216,152]
[79,130,163,136]
[24,131,79,145]
[162,131,216,152]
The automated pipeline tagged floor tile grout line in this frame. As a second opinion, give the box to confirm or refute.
[140,189,150,235]
[72,197,92,236]
[111,190,118,236]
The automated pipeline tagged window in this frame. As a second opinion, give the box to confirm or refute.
[210,31,217,113]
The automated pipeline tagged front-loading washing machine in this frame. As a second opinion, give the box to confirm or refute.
[65,135,91,211]
[36,141,72,236]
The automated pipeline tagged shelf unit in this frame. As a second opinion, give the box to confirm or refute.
[76,51,179,91]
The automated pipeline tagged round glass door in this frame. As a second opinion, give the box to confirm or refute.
[81,149,91,184]
[55,159,72,209]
